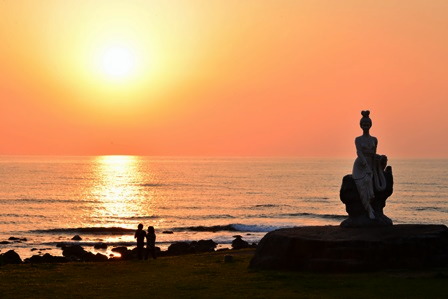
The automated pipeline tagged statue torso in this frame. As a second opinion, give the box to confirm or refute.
[352,135,377,179]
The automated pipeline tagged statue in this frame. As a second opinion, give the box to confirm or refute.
[340,110,393,227]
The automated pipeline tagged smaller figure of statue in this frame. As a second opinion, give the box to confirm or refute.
[340,110,393,227]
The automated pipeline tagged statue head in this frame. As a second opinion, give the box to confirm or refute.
[360,110,372,131]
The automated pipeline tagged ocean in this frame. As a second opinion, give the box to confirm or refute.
[0,156,447,259]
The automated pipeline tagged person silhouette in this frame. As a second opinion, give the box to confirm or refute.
[134,223,146,260]
[145,226,157,260]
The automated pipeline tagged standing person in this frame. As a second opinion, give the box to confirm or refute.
[145,226,157,260]
[134,223,146,260]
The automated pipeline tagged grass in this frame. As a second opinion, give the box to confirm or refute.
[0,250,447,298]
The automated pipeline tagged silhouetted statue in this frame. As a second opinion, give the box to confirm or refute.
[340,111,393,227]
[134,223,146,260]
[145,226,157,260]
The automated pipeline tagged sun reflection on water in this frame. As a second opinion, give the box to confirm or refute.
[91,155,153,227]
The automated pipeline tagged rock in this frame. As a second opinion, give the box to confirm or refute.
[31,248,38,251]
[81,252,108,262]
[2,250,22,265]
[340,166,394,227]
[162,231,174,234]
[167,242,193,255]
[94,243,108,250]
[62,245,86,259]
[165,240,217,256]
[56,242,67,248]
[111,246,133,260]
[8,237,20,241]
[25,253,68,264]
[232,236,249,250]
[0,241,10,245]
[62,245,109,262]
[191,240,217,253]
[111,246,128,255]
[250,225,448,272]
[71,235,82,241]
[94,253,108,262]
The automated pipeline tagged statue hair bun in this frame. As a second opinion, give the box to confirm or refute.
[361,110,370,117]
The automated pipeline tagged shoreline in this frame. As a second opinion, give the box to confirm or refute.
[1,233,256,265]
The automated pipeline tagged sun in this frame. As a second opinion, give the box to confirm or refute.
[99,45,136,80]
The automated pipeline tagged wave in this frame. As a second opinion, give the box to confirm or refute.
[107,215,160,220]
[0,213,46,218]
[139,183,165,187]
[283,212,347,220]
[30,227,134,235]
[205,214,235,219]
[254,204,284,208]
[176,223,290,233]
[0,198,96,204]
[415,207,447,212]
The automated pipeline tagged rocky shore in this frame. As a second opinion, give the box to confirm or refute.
[0,235,257,265]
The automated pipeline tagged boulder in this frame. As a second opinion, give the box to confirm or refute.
[340,166,394,227]
[232,236,249,250]
[167,242,194,255]
[94,253,108,262]
[1,250,22,265]
[25,253,68,264]
[111,246,129,255]
[94,243,108,250]
[62,245,87,259]
[166,240,217,255]
[81,252,108,262]
[111,246,133,260]
[71,235,82,241]
[62,245,109,262]
[250,225,448,272]
[191,240,217,253]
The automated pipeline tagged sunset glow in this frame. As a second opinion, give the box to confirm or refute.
[1,1,448,157]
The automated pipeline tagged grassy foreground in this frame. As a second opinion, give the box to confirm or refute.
[0,250,447,299]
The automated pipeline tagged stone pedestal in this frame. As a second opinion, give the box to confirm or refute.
[249,225,448,272]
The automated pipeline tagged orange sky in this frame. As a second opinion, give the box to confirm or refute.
[1,0,448,157]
